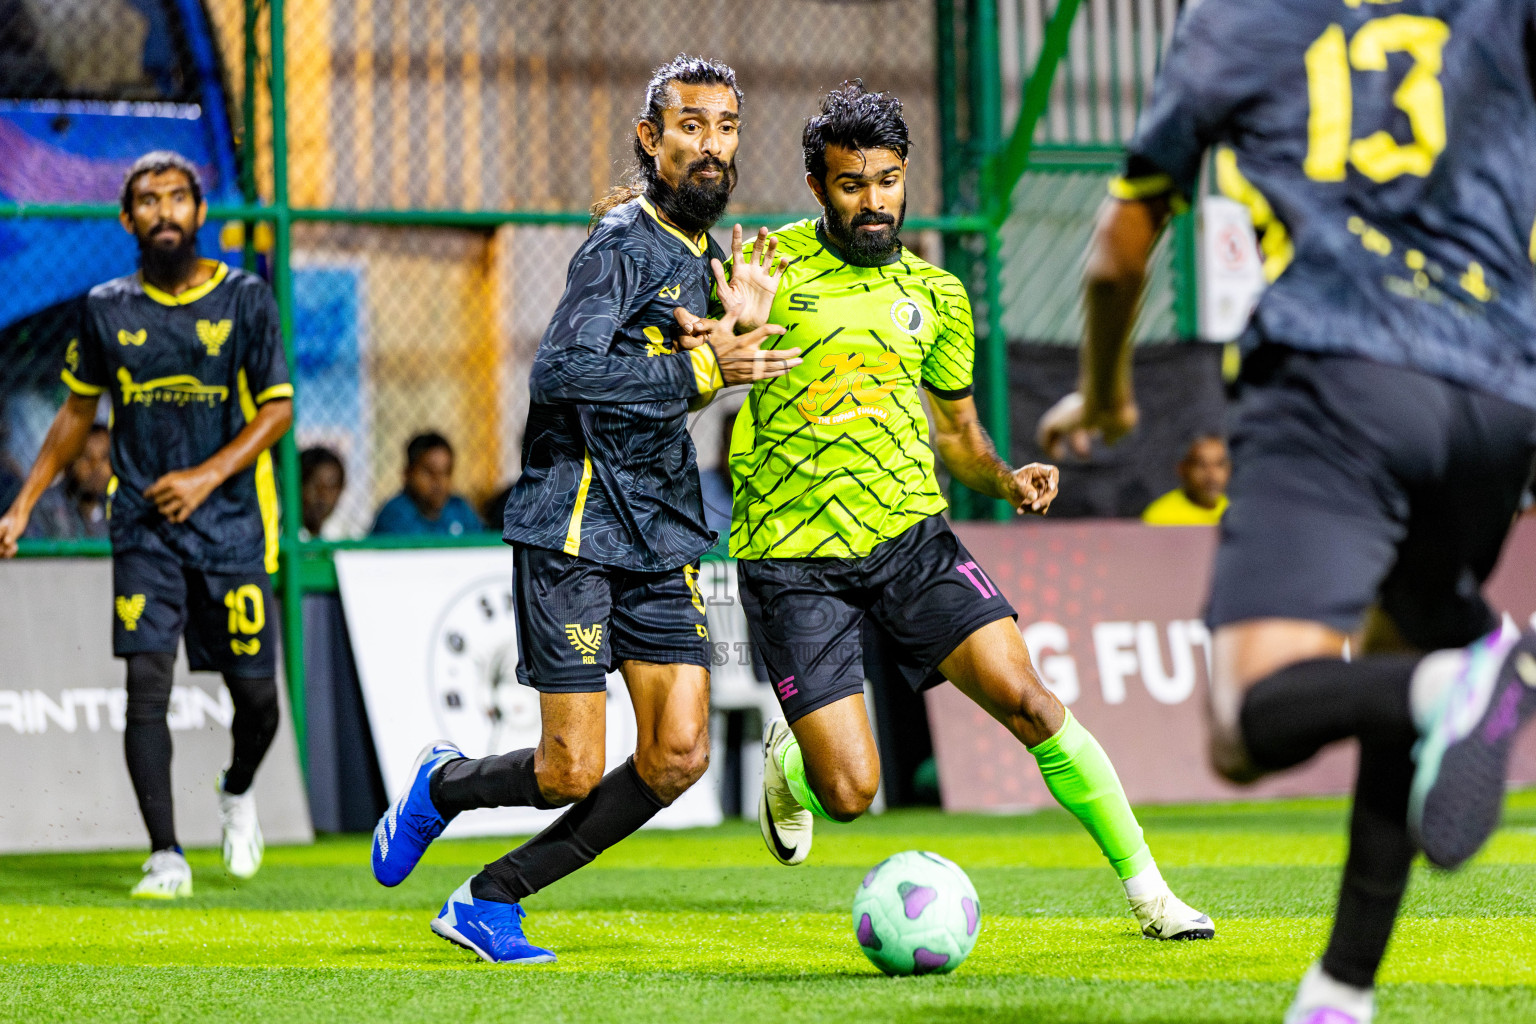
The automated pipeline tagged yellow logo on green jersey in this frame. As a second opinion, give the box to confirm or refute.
[117,329,147,347]
[797,351,903,426]
[197,319,233,356]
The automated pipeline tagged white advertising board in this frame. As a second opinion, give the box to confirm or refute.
[335,547,722,837]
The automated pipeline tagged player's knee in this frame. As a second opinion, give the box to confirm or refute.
[1207,721,1262,785]
[821,770,879,822]
[639,721,710,803]
[535,755,603,806]
[124,652,176,723]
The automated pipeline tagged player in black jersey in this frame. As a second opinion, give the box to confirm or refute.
[1039,2,1536,1021]
[0,151,294,899]
[369,55,800,964]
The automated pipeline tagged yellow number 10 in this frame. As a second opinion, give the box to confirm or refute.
[1304,15,1451,183]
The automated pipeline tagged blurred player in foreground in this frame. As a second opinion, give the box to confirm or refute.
[713,82,1212,943]
[368,55,799,964]
[0,151,294,897]
[1038,3,1536,1020]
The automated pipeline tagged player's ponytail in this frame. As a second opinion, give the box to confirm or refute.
[589,181,645,231]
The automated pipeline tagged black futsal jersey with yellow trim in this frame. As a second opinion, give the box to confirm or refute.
[1117,0,1536,409]
[502,197,728,572]
[63,260,292,573]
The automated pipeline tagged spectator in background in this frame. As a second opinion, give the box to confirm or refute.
[371,431,483,536]
[1142,434,1230,526]
[300,446,346,540]
[26,424,111,539]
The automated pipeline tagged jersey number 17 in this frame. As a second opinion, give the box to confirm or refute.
[1303,14,1450,184]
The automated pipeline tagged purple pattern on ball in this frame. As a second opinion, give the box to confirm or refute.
[912,948,950,975]
[962,897,979,936]
[856,912,881,950]
[1299,1011,1360,1024]
[900,883,938,920]
[862,865,880,889]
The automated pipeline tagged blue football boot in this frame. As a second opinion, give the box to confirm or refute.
[372,741,464,886]
[431,877,557,964]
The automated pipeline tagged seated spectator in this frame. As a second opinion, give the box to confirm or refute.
[481,482,514,534]
[1142,435,1230,526]
[300,446,346,540]
[371,431,484,537]
[26,424,112,539]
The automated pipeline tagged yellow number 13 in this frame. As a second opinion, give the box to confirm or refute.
[1304,15,1451,183]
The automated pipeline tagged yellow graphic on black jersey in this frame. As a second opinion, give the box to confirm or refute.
[118,367,229,407]
[797,351,903,426]
[643,325,673,357]
[117,328,147,347]
[116,594,146,631]
[683,564,706,616]
[657,284,681,301]
[225,585,265,655]
[197,319,233,356]
[65,339,81,373]
[565,623,604,664]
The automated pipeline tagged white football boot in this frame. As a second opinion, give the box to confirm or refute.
[217,772,264,879]
[1127,885,1215,940]
[759,718,813,866]
[130,849,193,900]
[1283,962,1374,1024]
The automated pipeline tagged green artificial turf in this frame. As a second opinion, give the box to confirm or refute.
[2,795,1534,1023]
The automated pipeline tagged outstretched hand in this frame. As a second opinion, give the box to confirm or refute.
[711,224,789,332]
[672,307,801,386]
[0,507,28,558]
[1036,391,1139,460]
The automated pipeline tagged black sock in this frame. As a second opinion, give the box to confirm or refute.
[1238,655,1420,772]
[431,747,555,818]
[124,652,178,851]
[1322,732,1417,988]
[1237,655,1420,989]
[476,756,665,903]
[222,674,280,795]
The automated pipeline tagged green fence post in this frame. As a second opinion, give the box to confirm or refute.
[1173,210,1200,340]
[268,0,306,769]
[969,0,1007,522]
[240,0,259,273]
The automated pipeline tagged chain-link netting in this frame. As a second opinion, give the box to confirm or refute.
[994,0,1185,346]
[278,0,944,536]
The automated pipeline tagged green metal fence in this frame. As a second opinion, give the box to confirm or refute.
[3,0,1185,757]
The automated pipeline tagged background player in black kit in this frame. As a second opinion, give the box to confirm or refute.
[369,55,799,964]
[0,151,294,899]
[1039,2,1536,1021]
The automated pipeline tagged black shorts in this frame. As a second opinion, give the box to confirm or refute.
[737,514,1016,724]
[1209,344,1536,648]
[513,543,712,693]
[112,544,278,677]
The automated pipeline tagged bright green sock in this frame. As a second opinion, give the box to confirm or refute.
[780,735,839,823]
[1028,709,1154,881]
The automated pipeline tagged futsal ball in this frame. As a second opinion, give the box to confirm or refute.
[851,850,981,976]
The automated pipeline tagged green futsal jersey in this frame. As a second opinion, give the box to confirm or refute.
[728,219,975,560]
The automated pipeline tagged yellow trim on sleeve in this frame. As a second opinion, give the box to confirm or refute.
[689,344,725,394]
[638,197,706,257]
[1215,148,1294,282]
[238,369,281,573]
[255,382,295,404]
[61,369,106,396]
[1107,174,1190,214]
[563,450,595,556]
[140,260,229,306]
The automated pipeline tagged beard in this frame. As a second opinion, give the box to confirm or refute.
[647,155,737,234]
[137,223,200,284]
[823,195,907,267]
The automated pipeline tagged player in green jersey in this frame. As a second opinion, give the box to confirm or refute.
[692,82,1212,941]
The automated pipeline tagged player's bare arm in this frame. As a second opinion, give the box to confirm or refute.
[710,223,789,332]
[0,393,99,556]
[928,392,1058,515]
[145,398,292,523]
[1036,195,1170,459]
[671,307,801,385]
